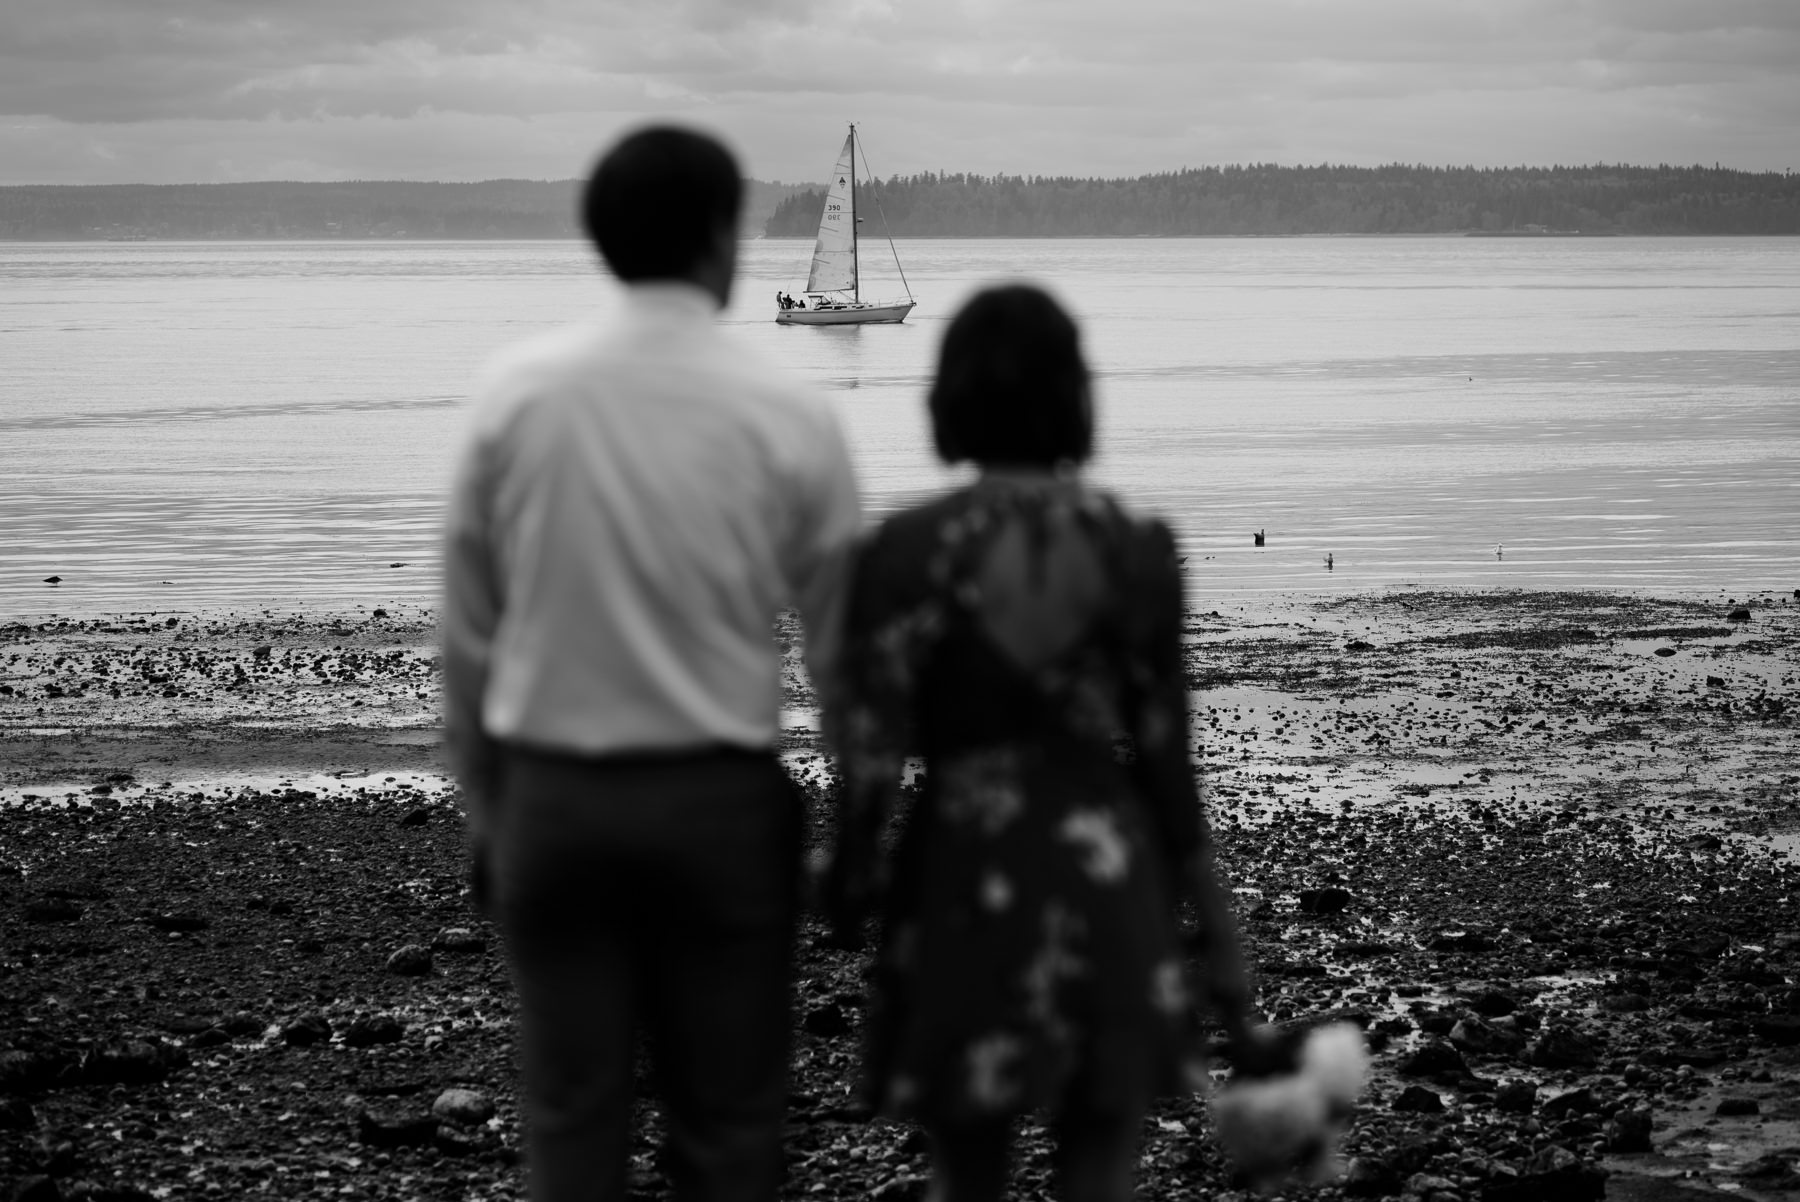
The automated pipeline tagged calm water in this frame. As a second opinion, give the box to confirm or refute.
[2,237,1796,616]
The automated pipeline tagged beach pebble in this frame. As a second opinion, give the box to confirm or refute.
[431,1087,495,1126]
[386,944,433,976]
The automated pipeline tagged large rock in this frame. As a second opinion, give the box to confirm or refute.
[1468,988,1520,1017]
[355,1108,438,1148]
[1400,1040,1468,1078]
[1527,1025,1597,1069]
[1752,1016,1800,1046]
[0,1049,76,1095]
[1482,1146,1606,1202]
[1343,1156,1405,1197]
[343,1015,405,1048]
[1539,1087,1598,1119]
[1493,1080,1537,1113]
[1299,887,1352,914]
[83,1039,188,1086]
[1604,1108,1653,1152]
[1450,1015,1525,1057]
[431,926,486,954]
[1393,1084,1446,1113]
[386,944,433,976]
[281,1013,333,1047]
[431,1087,496,1127]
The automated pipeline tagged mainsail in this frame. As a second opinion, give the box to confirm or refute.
[805,132,857,295]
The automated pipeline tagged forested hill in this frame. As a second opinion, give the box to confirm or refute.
[6,166,1795,240]
[765,164,1800,236]
[0,179,810,240]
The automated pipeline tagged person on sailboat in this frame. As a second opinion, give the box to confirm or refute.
[443,124,862,1202]
[823,284,1263,1202]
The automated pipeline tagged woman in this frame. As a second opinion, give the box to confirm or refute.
[826,285,1259,1202]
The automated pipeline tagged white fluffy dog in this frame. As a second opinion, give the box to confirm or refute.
[1210,1023,1370,1190]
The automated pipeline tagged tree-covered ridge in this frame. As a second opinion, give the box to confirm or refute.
[764,163,1800,236]
[0,179,811,240]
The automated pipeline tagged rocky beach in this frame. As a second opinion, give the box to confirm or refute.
[2,588,1797,1202]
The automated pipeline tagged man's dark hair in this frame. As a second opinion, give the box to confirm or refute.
[929,284,1093,467]
[582,126,743,281]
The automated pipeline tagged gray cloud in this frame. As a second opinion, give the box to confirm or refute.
[1,0,1795,183]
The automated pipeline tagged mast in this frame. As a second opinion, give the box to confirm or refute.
[849,124,859,302]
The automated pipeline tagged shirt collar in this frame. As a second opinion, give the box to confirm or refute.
[621,279,723,319]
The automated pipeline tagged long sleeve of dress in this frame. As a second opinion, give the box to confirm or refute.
[828,526,934,935]
[1122,520,1205,886]
[1124,521,1252,1016]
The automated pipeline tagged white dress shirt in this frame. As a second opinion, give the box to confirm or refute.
[441,281,862,829]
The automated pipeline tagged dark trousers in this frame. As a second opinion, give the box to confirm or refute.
[493,745,802,1202]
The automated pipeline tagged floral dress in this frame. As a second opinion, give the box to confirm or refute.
[832,479,1216,1125]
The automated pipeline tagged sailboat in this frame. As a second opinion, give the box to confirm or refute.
[776,124,915,325]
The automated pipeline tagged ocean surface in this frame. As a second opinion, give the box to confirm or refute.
[2,236,1796,617]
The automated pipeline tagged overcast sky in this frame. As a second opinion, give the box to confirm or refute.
[3,0,1796,185]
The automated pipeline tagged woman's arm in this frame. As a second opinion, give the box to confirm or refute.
[823,525,932,948]
[1124,520,1256,1035]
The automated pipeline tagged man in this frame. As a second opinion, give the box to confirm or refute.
[441,126,862,1202]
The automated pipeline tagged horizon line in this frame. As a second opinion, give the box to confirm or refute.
[2,160,1795,190]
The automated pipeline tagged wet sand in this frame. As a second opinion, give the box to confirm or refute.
[2,590,1798,1199]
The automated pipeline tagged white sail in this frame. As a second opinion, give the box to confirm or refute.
[805,132,857,295]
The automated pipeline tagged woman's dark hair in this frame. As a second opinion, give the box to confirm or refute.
[929,284,1093,467]
[582,126,743,281]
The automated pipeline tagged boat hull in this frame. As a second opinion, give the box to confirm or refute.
[776,300,915,326]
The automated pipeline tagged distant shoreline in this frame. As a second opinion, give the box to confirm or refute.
[8,164,1797,240]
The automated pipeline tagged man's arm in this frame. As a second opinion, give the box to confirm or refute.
[787,412,864,747]
[440,428,503,843]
